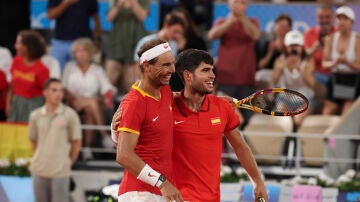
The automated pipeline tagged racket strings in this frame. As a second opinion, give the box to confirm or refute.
[251,92,307,114]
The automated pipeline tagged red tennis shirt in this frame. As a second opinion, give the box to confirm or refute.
[172,92,240,201]
[117,82,174,196]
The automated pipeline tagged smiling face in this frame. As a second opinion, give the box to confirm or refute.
[145,51,175,86]
[317,7,333,31]
[187,62,215,95]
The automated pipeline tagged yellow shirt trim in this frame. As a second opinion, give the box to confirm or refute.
[117,127,140,136]
[132,81,161,101]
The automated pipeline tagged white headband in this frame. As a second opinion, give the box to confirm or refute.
[140,42,172,64]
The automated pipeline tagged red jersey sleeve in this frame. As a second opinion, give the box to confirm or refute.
[220,99,240,131]
[36,61,50,89]
[304,28,316,49]
[117,91,146,135]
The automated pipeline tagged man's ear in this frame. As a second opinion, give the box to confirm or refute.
[142,61,150,72]
[183,70,192,82]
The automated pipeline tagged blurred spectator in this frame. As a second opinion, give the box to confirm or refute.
[159,0,179,29]
[272,30,316,129]
[170,7,208,91]
[62,38,116,160]
[258,14,292,70]
[0,69,8,121]
[173,7,207,53]
[322,6,360,115]
[105,0,150,95]
[41,54,61,79]
[6,30,49,123]
[0,46,13,82]
[256,14,292,89]
[134,12,186,62]
[304,4,335,86]
[47,0,101,72]
[208,0,260,127]
[28,78,81,202]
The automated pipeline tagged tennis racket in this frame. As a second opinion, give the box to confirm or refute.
[232,88,309,116]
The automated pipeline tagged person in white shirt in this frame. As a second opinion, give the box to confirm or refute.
[62,38,116,160]
[0,46,13,82]
[41,54,61,79]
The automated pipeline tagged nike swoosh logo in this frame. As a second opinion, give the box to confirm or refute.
[148,172,156,177]
[152,115,159,122]
[174,120,184,125]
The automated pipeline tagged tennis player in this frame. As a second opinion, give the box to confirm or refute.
[114,39,183,202]
[112,48,268,201]
[172,49,268,201]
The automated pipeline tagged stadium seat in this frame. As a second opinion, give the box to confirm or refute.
[243,114,293,165]
[297,115,340,167]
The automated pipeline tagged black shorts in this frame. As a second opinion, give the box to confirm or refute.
[326,73,360,105]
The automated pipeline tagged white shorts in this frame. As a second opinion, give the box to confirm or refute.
[118,191,166,202]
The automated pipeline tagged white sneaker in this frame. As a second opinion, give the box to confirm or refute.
[102,135,115,148]
[82,147,93,160]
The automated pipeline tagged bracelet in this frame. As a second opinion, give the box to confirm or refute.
[137,164,161,186]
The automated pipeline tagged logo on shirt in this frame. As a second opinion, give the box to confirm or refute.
[148,172,157,177]
[152,115,159,122]
[211,117,221,125]
[174,120,184,125]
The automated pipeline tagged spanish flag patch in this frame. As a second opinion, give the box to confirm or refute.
[211,117,221,125]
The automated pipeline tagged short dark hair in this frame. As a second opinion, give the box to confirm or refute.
[18,30,46,60]
[44,78,62,89]
[162,12,186,29]
[175,49,213,83]
[137,39,167,72]
[275,14,292,28]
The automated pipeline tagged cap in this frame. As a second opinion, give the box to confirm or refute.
[284,30,304,46]
[336,6,355,21]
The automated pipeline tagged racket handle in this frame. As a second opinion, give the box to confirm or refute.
[257,196,266,202]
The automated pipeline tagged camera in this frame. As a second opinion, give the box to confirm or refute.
[289,48,299,56]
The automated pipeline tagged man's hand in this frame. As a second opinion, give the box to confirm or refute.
[111,106,122,142]
[159,180,184,202]
[253,181,268,202]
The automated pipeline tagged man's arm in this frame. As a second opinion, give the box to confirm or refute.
[117,131,183,202]
[208,15,235,40]
[224,128,268,201]
[47,0,78,19]
[70,140,81,165]
[93,13,102,47]
[240,17,261,41]
[31,141,37,151]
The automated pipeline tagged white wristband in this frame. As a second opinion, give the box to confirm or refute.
[137,164,161,186]
[110,123,118,143]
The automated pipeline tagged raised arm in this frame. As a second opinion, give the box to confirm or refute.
[47,0,78,19]
[240,16,261,41]
[208,15,236,40]
[224,129,268,201]
[322,34,335,69]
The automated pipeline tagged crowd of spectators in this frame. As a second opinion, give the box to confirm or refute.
[0,0,359,160]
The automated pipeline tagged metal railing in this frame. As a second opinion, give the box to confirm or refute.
[80,124,360,176]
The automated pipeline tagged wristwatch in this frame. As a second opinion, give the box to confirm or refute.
[156,174,166,188]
